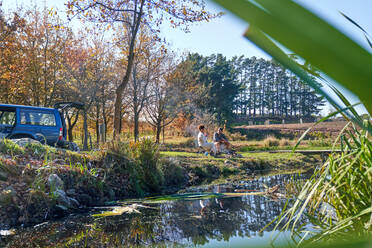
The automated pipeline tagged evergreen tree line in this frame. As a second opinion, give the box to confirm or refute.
[232,56,325,118]
[177,54,325,125]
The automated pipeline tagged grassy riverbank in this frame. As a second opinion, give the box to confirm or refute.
[0,138,321,228]
[160,134,335,153]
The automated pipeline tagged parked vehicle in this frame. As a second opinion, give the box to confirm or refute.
[0,102,83,151]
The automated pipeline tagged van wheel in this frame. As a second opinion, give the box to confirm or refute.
[68,142,80,152]
[35,134,46,144]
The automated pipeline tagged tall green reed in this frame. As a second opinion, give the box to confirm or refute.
[211,0,372,244]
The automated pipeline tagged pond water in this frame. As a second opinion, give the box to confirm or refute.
[1,173,310,248]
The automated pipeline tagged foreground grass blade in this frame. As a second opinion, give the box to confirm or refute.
[243,26,343,112]
[339,11,372,49]
[242,24,367,129]
[212,0,372,114]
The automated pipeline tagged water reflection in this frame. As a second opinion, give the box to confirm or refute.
[2,173,309,248]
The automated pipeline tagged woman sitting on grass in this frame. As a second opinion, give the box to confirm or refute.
[197,125,217,156]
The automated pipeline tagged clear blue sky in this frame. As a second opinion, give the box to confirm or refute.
[3,0,371,114]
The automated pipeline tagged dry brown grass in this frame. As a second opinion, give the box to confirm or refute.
[279,138,292,146]
[235,121,347,133]
[263,135,280,147]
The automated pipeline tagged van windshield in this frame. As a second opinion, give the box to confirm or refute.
[0,110,16,125]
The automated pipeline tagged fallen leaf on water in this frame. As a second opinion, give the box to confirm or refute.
[92,204,157,217]
[0,229,16,236]
[191,215,202,219]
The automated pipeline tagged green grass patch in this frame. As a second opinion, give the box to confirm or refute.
[161,150,309,163]
[160,151,203,158]
[0,139,24,156]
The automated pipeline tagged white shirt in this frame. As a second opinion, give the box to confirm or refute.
[198,131,207,146]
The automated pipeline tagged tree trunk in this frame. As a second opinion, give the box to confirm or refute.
[67,116,74,142]
[68,125,73,142]
[155,122,161,144]
[83,110,88,151]
[162,118,165,144]
[134,112,139,142]
[66,112,80,142]
[112,1,145,140]
[119,108,123,134]
[102,105,107,141]
[113,89,124,140]
[96,104,100,145]
[101,87,107,142]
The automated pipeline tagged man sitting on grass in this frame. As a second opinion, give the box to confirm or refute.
[213,127,231,154]
[197,125,217,156]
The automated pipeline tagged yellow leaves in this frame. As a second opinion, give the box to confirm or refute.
[53,24,66,31]
[48,8,58,17]
[66,2,73,10]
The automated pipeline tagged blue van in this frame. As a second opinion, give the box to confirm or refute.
[0,103,82,150]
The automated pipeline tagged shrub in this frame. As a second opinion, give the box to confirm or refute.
[308,138,332,147]
[178,137,197,148]
[0,139,24,156]
[263,135,279,147]
[103,139,164,194]
[229,132,246,141]
[0,157,18,176]
[279,138,292,147]
[103,140,130,157]
[24,142,48,159]
[221,166,237,176]
[102,152,143,197]
[129,138,163,192]
[159,158,185,187]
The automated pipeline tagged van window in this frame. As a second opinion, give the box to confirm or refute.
[0,110,16,125]
[20,110,56,126]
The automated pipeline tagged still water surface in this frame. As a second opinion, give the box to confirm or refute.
[1,173,309,248]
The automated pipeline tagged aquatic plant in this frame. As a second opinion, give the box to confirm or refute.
[211,0,372,244]
[275,120,371,244]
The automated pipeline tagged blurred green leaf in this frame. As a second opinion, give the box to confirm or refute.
[339,11,372,48]
[212,0,372,114]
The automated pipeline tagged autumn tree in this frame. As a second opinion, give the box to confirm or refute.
[120,28,167,142]
[0,2,23,42]
[0,6,25,103]
[59,31,102,150]
[144,53,178,143]
[66,0,220,140]
[89,37,116,145]
[146,79,176,144]
[15,7,73,106]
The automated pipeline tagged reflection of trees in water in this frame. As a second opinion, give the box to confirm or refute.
[5,174,310,247]
[156,195,287,246]
[5,212,164,248]
[153,173,310,246]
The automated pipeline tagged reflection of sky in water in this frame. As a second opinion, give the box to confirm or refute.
[199,230,292,248]
[3,173,310,248]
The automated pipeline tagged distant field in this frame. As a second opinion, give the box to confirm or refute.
[233,121,349,140]
[235,121,347,133]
